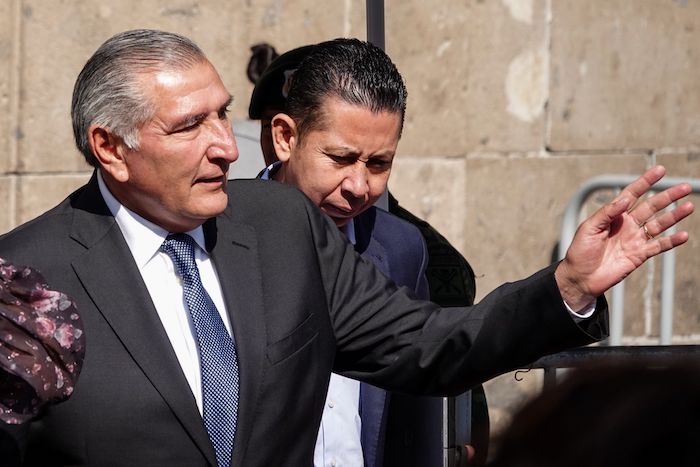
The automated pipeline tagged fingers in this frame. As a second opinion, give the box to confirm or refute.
[628,182,693,227]
[615,165,666,206]
[600,165,668,229]
[642,200,695,238]
[646,230,690,257]
[639,199,692,261]
[590,169,693,238]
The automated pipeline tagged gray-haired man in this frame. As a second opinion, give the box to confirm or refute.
[0,29,693,467]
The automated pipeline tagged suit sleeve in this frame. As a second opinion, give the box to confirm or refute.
[303,198,608,396]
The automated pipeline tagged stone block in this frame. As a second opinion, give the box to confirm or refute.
[389,156,467,251]
[0,0,16,174]
[460,153,648,301]
[17,0,259,172]
[386,0,548,156]
[18,1,93,173]
[246,0,363,46]
[549,0,700,150]
[16,174,90,227]
[240,1,364,121]
[0,176,17,235]
[483,369,543,438]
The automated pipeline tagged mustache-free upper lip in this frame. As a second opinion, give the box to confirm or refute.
[195,174,225,183]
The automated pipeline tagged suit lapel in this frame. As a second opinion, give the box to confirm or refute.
[205,216,266,467]
[69,177,217,466]
[354,208,391,467]
[354,208,391,278]
[360,383,390,467]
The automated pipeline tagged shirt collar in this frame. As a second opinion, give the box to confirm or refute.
[96,170,207,268]
[258,160,282,180]
[342,218,356,245]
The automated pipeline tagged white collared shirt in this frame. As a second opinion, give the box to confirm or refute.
[314,374,363,467]
[97,171,232,415]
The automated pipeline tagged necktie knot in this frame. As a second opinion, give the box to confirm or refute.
[161,233,198,279]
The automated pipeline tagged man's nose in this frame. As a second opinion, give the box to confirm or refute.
[207,119,239,163]
[341,163,370,199]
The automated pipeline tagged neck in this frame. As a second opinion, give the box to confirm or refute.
[271,161,286,183]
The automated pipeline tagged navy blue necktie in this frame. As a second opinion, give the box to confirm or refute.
[161,233,240,467]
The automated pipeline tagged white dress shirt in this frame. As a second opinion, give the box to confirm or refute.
[97,171,233,415]
[314,374,363,467]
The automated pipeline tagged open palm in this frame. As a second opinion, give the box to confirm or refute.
[555,166,694,311]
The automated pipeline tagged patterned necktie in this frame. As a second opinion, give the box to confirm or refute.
[161,233,240,467]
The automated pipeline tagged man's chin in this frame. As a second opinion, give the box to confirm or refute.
[329,205,372,228]
[196,193,229,218]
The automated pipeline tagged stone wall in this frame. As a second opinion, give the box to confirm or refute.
[2,0,698,437]
[385,0,700,434]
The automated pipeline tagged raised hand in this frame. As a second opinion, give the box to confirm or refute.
[554,165,694,311]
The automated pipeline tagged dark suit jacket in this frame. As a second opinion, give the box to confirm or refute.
[352,206,430,467]
[353,206,430,302]
[386,192,488,466]
[0,174,608,466]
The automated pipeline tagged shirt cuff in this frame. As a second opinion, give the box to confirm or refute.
[564,299,596,320]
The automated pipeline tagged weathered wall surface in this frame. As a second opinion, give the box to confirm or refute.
[1,0,698,438]
[385,0,700,434]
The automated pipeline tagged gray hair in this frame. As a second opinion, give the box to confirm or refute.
[71,29,207,167]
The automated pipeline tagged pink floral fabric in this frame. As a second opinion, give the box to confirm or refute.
[0,258,85,424]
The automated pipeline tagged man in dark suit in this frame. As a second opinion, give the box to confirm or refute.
[0,29,693,467]
[262,157,431,467]
[251,39,472,467]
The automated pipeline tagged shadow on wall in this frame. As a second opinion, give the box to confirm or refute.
[229,119,265,180]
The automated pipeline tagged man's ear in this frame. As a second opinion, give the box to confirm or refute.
[270,113,298,162]
[88,125,129,182]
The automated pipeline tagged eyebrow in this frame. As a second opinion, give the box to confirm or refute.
[169,95,233,132]
[322,145,358,155]
[322,146,395,158]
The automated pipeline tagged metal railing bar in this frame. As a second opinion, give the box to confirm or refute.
[533,345,700,390]
[532,345,700,370]
[557,175,700,260]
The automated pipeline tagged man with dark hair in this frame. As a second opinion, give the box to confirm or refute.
[250,39,483,467]
[255,39,437,467]
[0,29,693,467]
[247,42,477,304]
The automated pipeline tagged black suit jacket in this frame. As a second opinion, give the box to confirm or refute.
[0,174,608,466]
